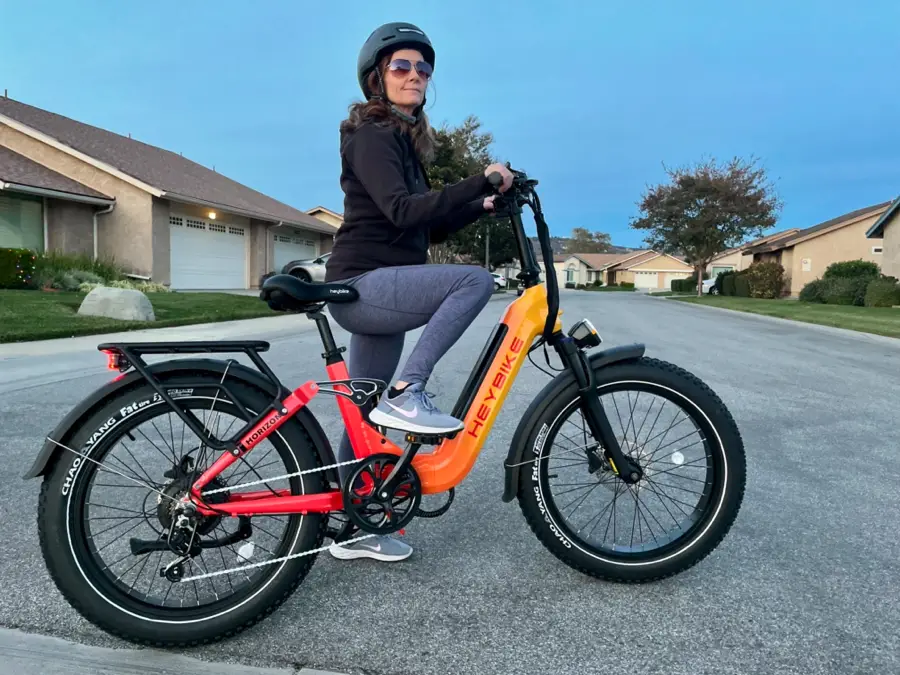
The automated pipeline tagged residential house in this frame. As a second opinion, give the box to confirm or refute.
[704,229,801,279]
[0,96,338,290]
[865,195,899,279]
[741,200,892,296]
[559,250,694,290]
[306,205,343,231]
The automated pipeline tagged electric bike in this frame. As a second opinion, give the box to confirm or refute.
[26,168,746,646]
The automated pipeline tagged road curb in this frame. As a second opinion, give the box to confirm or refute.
[0,627,350,674]
[665,297,900,346]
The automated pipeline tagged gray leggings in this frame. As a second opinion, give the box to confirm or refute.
[327,263,495,467]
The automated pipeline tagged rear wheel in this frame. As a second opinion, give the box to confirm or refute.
[38,373,329,646]
[516,356,745,582]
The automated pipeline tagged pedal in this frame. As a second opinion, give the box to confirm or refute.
[404,431,457,445]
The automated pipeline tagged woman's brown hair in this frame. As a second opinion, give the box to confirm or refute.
[340,54,436,165]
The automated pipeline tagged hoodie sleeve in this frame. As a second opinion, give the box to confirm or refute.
[343,123,491,230]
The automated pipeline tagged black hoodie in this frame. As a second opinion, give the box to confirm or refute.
[324,121,492,282]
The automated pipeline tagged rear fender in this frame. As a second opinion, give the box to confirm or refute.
[501,343,646,503]
[23,358,337,483]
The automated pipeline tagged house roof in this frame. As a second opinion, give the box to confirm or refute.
[743,201,892,255]
[865,195,900,238]
[0,96,333,233]
[306,205,343,219]
[0,145,113,203]
[561,250,655,270]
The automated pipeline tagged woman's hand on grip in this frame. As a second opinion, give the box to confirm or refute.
[484,163,514,193]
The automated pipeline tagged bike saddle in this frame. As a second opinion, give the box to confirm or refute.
[260,274,358,312]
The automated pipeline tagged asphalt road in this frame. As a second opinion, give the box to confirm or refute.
[1,291,898,675]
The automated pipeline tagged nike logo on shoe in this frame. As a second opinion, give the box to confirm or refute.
[385,400,418,418]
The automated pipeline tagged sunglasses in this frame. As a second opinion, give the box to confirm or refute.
[387,58,433,79]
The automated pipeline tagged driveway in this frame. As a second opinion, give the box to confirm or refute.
[1,291,897,674]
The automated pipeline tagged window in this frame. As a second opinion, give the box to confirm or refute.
[0,194,43,252]
[873,246,883,255]
[566,266,576,283]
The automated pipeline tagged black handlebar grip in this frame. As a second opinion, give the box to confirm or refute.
[487,172,504,190]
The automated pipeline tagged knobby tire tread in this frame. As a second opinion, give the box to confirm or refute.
[517,356,746,584]
[36,375,331,647]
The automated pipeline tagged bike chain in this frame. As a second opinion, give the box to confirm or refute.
[178,455,387,583]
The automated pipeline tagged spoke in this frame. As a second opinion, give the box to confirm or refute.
[626,486,660,547]
[127,549,154,596]
[641,480,692,522]
[89,515,145,538]
[135,428,178,469]
[85,502,148,516]
[94,519,145,554]
[647,480,706,496]
[149,418,179,466]
[104,451,157,489]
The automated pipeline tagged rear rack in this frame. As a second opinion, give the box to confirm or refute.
[97,340,288,453]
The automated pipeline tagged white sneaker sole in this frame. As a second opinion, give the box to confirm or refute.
[328,543,412,562]
[368,408,465,435]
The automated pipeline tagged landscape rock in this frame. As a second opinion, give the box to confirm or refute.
[77,286,156,322]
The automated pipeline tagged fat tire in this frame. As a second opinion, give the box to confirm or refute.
[516,356,746,583]
[37,373,329,646]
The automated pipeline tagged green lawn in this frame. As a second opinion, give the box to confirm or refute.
[671,296,900,339]
[0,290,275,343]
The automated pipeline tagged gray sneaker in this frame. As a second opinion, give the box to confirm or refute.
[329,535,413,562]
[367,382,464,435]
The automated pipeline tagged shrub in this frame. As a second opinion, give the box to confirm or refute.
[822,259,880,280]
[743,262,785,299]
[715,270,737,295]
[0,248,38,289]
[821,277,864,305]
[734,274,751,297]
[565,282,575,289]
[34,251,125,283]
[591,279,603,287]
[620,281,635,289]
[864,278,900,307]
[799,279,827,303]
[722,273,737,296]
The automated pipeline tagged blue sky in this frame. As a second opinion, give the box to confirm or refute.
[2,1,898,247]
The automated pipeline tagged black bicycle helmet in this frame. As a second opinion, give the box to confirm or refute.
[357,22,435,100]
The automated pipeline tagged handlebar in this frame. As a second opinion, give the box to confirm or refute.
[485,166,559,341]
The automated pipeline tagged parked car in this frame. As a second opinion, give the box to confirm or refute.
[281,252,331,282]
[702,278,718,294]
[491,272,507,290]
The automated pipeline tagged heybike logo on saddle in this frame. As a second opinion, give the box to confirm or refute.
[467,336,525,439]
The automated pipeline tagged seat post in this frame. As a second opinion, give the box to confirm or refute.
[308,310,344,364]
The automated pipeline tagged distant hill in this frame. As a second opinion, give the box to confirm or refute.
[527,237,641,257]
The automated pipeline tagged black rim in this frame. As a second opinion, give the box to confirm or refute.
[65,390,314,619]
[536,380,721,561]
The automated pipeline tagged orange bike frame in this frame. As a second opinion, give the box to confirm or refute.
[189,284,562,517]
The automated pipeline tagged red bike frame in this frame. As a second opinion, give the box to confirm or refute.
[184,283,561,519]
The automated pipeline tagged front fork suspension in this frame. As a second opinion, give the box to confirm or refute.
[554,336,642,484]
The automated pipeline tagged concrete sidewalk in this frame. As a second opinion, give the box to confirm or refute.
[0,627,346,675]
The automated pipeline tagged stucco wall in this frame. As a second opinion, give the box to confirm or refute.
[789,213,884,295]
[46,199,94,256]
[0,124,153,275]
[151,198,170,283]
[879,220,899,279]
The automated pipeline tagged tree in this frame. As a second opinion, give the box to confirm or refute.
[630,156,782,296]
[565,227,612,253]
[425,116,518,269]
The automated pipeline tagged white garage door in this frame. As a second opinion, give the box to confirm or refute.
[274,234,318,272]
[663,272,691,289]
[633,271,659,289]
[170,216,248,289]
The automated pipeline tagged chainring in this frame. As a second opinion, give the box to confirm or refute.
[341,453,421,535]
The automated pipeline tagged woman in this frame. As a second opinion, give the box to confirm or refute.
[325,22,513,562]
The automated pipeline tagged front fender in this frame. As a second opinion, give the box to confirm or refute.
[23,358,337,482]
[501,343,646,503]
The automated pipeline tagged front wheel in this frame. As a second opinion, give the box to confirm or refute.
[516,356,745,583]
